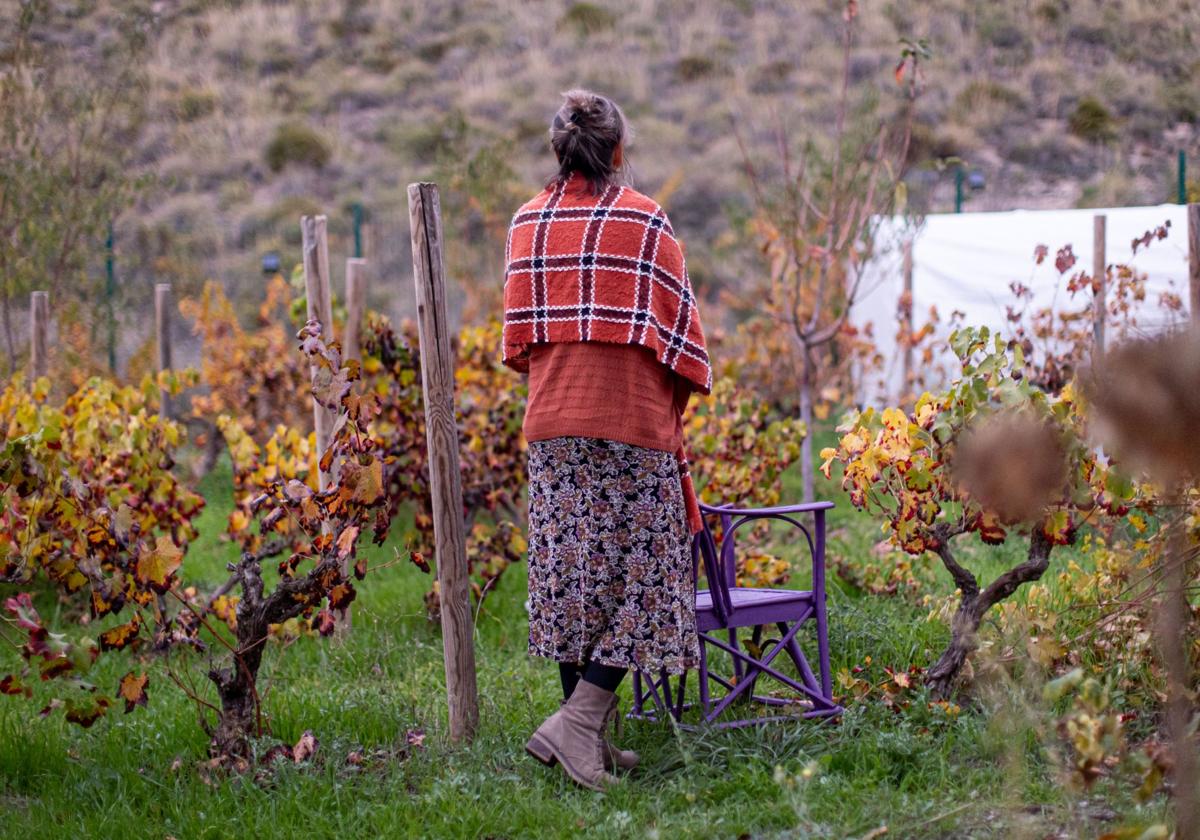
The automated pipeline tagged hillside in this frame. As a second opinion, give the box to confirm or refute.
[11,0,1200,340]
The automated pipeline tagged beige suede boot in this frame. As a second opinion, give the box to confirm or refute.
[525,679,619,791]
[549,695,639,772]
[599,696,639,772]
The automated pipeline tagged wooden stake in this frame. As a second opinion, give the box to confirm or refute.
[155,283,173,418]
[1093,214,1106,353]
[301,215,336,492]
[407,182,479,743]
[900,239,914,401]
[29,291,48,388]
[344,258,368,364]
[336,257,368,632]
[1189,203,1200,329]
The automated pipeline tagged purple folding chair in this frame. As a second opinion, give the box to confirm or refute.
[628,498,842,728]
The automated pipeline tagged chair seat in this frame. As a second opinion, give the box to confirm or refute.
[696,587,814,631]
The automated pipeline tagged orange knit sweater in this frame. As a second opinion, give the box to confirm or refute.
[524,341,692,452]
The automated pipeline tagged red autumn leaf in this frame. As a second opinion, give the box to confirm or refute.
[1040,509,1076,546]
[410,550,430,574]
[0,674,32,698]
[314,610,336,637]
[64,694,111,728]
[90,585,124,618]
[335,526,360,560]
[293,729,318,763]
[976,511,1007,545]
[39,657,74,681]
[319,445,335,475]
[118,671,149,713]
[135,536,184,592]
[99,613,142,651]
[328,582,356,613]
[4,592,41,632]
[1054,245,1076,275]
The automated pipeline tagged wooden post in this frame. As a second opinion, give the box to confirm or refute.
[1189,203,1200,329]
[344,257,368,364]
[336,257,368,632]
[900,239,914,401]
[407,182,479,743]
[29,291,48,388]
[1093,214,1106,353]
[301,215,336,491]
[155,283,173,418]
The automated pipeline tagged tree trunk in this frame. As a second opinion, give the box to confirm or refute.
[799,349,815,502]
[208,608,269,760]
[206,543,346,761]
[926,530,1053,701]
[926,592,985,700]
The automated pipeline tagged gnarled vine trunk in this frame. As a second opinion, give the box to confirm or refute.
[925,529,1054,700]
[207,542,342,759]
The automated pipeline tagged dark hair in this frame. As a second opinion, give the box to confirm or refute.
[547,89,630,195]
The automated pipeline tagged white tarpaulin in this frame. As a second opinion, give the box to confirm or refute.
[855,204,1193,404]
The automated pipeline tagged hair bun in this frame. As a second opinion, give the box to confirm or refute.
[549,88,629,194]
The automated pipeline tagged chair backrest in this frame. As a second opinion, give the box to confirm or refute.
[693,499,831,630]
[692,505,735,622]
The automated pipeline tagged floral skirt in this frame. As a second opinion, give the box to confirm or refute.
[525,436,700,675]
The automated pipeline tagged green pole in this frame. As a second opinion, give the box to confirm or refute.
[1178,150,1187,205]
[954,167,964,213]
[352,203,363,259]
[105,223,116,373]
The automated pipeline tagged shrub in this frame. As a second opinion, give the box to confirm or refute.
[2,322,392,761]
[174,87,217,122]
[676,54,725,82]
[1160,80,1200,123]
[264,122,331,173]
[951,81,1025,122]
[0,372,204,726]
[1068,97,1115,143]
[557,2,617,37]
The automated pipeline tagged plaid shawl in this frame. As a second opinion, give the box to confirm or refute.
[502,172,712,533]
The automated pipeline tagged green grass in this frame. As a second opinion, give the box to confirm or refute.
[0,459,1170,838]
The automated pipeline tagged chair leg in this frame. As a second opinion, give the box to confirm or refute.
[632,670,644,716]
[674,670,687,720]
[728,627,742,682]
[815,597,832,700]
[702,617,818,719]
[742,624,765,698]
[698,638,711,718]
[778,621,820,692]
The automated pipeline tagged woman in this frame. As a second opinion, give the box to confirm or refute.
[501,89,712,791]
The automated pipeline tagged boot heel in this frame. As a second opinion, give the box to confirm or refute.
[525,734,557,767]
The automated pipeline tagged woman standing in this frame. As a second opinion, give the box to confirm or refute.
[502,89,712,791]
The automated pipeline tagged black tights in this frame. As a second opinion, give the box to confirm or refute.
[559,660,627,699]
